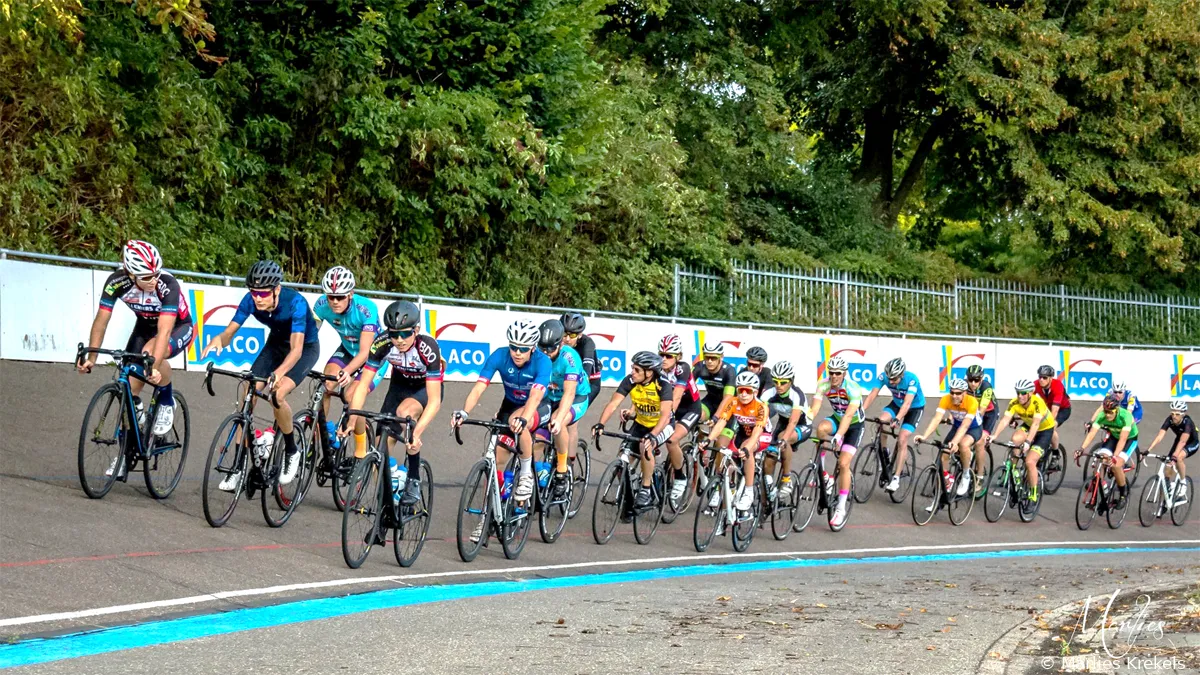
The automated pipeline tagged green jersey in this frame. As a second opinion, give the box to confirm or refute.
[1092,407,1138,440]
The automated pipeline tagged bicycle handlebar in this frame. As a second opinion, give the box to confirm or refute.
[203,362,278,408]
[347,409,414,443]
[452,418,512,446]
[305,370,351,402]
[76,343,155,371]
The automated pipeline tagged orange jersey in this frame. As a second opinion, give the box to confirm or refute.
[718,398,772,434]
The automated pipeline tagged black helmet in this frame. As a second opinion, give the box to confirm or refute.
[630,351,663,373]
[246,260,283,289]
[965,364,984,379]
[560,311,586,334]
[746,346,768,363]
[538,319,564,351]
[384,300,420,331]
[1037,364,1055,378]
[1102,393,1121,412]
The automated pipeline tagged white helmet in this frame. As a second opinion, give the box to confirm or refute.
[825,356,848,373]
[1014,378,1035,394]
[322,266,356,294]
[773,360,795,380]
[735,370,760,391]
[883,357,906,379]
[123,240,162,277]
[1111,380,1127,393]
[702,341,725,357]
[949,377,968,392]
[1170,400,1188,412]
[658,334,683,356]
[506,319,540,348]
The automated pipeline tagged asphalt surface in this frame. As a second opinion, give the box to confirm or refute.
[1,361,1197,673]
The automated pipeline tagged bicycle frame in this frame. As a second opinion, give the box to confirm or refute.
[77,345,162,466]
[455,419,523,536]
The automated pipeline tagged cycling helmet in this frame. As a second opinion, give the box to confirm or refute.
[630,351,663,373]
[965,364,985,379]
[949,378,968,392]
[246,260,284,289]
[559,312,586,334]
[746,346,768,363]
[507,319,540,348]
[1102,393,1121,411]
[538,319,564,351]
[735,371,760,391]
[1037,364,1055,378]
[383,300,420,331]
[658,334,683,356]
[702,341,725,357]
[322,266,356,294]
[773,360,795,380]
[1111,380,1127,393]
[826,356,848,373]
[1014,378,1035,394]
[123,240,162,277]
[1170,400,1188,413]
[883,357,906,379]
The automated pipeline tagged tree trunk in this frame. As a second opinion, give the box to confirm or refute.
[884,115,947,226]
[854,103,895,204]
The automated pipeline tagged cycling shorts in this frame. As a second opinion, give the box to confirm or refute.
[733,428,772,455]
[126,321,194,359]
[1097,435,1139,462]
[498,397,553,432]
[884,402,924,433]
[540,400,589,429]
[673,400,703,434]
[251,340,320,386]
[382,377,429,414]
[823,418,865,453]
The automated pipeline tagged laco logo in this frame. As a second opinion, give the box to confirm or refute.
[1170,355,1200,399]
[939,346,995,393]
[428,310,489,378]
[1059,350,1111,398]
[816,339,875,387]
[187,290,265,368]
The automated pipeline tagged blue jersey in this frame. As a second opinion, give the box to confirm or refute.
[313,295,379,353]
[546,345,590,404]
[1117,390,1143,422]
[478,347,552,404]
[874,371,926,409]
[232,287,319,345]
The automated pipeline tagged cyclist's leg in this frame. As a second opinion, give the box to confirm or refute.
[1010,427,1031,483]
[894,406,922,479]
[1112,439,1137,491]
[322,346,352,419]
[837,422,864,493]
[271,341,320,462]
[393,391,427,503]
[668,401,700,474]
[1027,428,1052,494]
[493,399,521,473]
[1051,405,1071,449]
[555,402,588,473]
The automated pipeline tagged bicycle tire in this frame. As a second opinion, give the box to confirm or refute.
[394,459,433,567]
[771,471,800,540]
[673,441,699,517]
[202,414,248,527]
[1075,465,1099,530]
[456,460,491,563]
[1018,469,1042,523]
[538,465,570,544]
[1138,476,1163,527]
[632,466,664,545]
[567,439,591,519]
[827,464,852,533]
[1171,477,1193,526]
[890,447,917,503]
[1106,483,1129,529]
[974,445,994,501]
[142,391,190,499]
[947,462,976,526]
[911,465,940,526]
[341,454,382,569]
[261,424,305,528]
[77,383,126,500]
[1127,449,1142,489]
[1041,445,1066,495]
[851,441,879,504]
[500,455,532,560]
[331,425,373,512]
[661,456,693,525]
[693,480,723,552]
[731,477,758,552]
[983,463,1010,523]
[294,408,320,499]
[791,465,820,533]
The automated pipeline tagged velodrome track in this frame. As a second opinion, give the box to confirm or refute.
[1,361,1196,673]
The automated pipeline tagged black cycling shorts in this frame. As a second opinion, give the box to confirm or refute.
[251,340,320,386]
[126,320,194,359]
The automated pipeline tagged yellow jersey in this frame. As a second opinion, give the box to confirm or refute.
[937,394,980,429]
[616,373,674,428]
[1006,394,1056,432]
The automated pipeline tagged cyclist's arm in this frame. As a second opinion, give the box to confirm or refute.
[707,412,729,441]
[1047,402,1061,423]
[950,415,973,446]
[1079,418,1101,449]
[651,398,674,439]
[204,293,252,356]
[1114,425,1133,455]
[835,402,860,438]
[979,387,995,411]
[1126,396,1138,415]
[1025,414,1045,444]
[1174,430,1192,455]
[519,385,546,424]
[671,381,685,409]
[459,381,490,417]
[342,328,377,375]
[805,394,823,423]
[1146,428,1166,452]
[991,412,1013,438]
[742,422,766,451]
[413,378,441,441]
[553,379,578,427]
[915,410,944,442]
[597,392,626,427]
[861,387,880,412]
[85,309,112,351]
[781,406,802,442]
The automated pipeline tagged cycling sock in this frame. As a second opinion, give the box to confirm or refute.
[283,431,297,455]
[837,490,848,508]
[407,452,420,477]
[674,466,687,481]
[556,450,568,473]
[354,433,367,459]
[519,456,532,476]
[158,382,174,407]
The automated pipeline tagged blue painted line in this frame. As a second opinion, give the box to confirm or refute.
[1,546,1196,669]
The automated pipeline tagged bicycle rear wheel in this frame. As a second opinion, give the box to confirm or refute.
[661,456,694,525]
[1075,460,1100,530]
[78,384,127,499]
[983,463,1010,523]
[1106,483,1129,529]
[731,478,758,552]
[851,442,879,504]
[791,466,820,533]
[341,454,382,569]
[947,464,975,526]
[1171,477,1193,525]
[202,414,248,527]
[693,480,723,552]
[771,471,800,539]
[890,447,917,503]
[974,446,994,501]
[501,457,532,560]
[1138,477,1164,527]
[911,465,941,526]
[567,439,591,519]
[633,467,664,545]
[1018,469,1042,523]
[1041,445,1066,495]
[293,408,320,501]
[591,458,625,545]
[456,460,491,563]
[394,459,433,567]
[262,426,306,528]
[143,392,190,499]
[538,466,570,544]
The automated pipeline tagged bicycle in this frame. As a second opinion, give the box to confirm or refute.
[340,411,432,569]
[692,441,759,552]
[75,345,190,500]
[851,417,917,504]
[200,363,307,528]
[453,418,535,562]
[911,438,975,526]
[1074,450,1133,530]
[292,370,359,511]
[791,437,852,533]
[566,436,592,520]
[591,424,667,546]
[983,440,1042,523]
[1079,424,1142,489]
[759,442,801,539]
[1136,450,1193,527]
[530,428,574,544]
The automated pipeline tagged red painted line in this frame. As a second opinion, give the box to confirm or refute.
[1,542,341,568]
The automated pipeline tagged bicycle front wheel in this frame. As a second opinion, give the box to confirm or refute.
[771,471,800,540]
[983,463,1009,523]
[1075,460,1100,530]
[567,439,591,519]
[911,465,941,526]
[1171,477,1193,526]
[262,427,306,528]
[538,466,570,544]
[890,447,917,503]
[791,465,820,533]
[456,460,491,563]
[693,480,723,553]
[731,478,758,552]
[1041,445,1066,495]
[1018,469,1042,523]
[1138,477,1163,527]
[78,383,127,499]
[633,467,664,545]
[143,392,191,499]
[947,465,975,526]
[394,459,433,567]
[202,414,248,527]
[591,459,625,545]
[662,454,694,524]
[1106,482,1129,529]
[332,425,373,512]
[341,454,382,569]
[851,442,879,504]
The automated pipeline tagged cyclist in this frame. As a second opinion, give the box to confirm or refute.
[537,319,591,500]
[79,241,195,477]
[758,360,810,501]
[560,311,601,474]
[692,341,736,422]
[312,266,380,452]
[1091,381,1143,425]
[1034,364,1071,451]
[659,334,701,504]
[741,346,773,395]
[593,351,676,510]
[861,357,926,494]
[1144,400,1195,502]
[705,371,770,512]
[808,356,867,529]
[991,379,1055,505]
[202,260,320,487]
[451,319,550,517]
[348,301,443,505]
[913,378,979,497]
[1077,393,1140,509]
[965,365,997,482]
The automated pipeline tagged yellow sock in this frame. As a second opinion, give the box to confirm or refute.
[556,451,568,473]
[354,433,367,459]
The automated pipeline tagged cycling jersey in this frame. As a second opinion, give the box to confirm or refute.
[738,365,774,395]
[760,386,808,424]
[478,347,552,405]
[693,360,737,408]
[99,271,193,326]
[1092,407,1139,440]
[364,334,443,382]
[1161,415,1196,446]
[615,372,674,428]
[1006,394,1056,432]
[815,378,867,424]
[546,345,590,404]
[718,397,772,434]
[967,377,996,413]
[573,335,601,383]
[873,370,926,408]
[231,287,319,345]
[665,360,701,405]
[1116,390,1143,422]
[1035,378,1071,411]
[313,295,379,353]
[937,393,980,430]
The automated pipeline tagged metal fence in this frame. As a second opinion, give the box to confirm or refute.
[674,261,1200,347]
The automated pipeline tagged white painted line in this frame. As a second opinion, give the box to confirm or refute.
[2,538,1196,629]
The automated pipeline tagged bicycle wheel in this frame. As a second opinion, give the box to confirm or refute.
[632,467,664,545]
[828,466,852,533]
[661,456,694,525]
[771,471,800,539]
[1138,477,1163,527]
[1018,469,1042,523]
[341,454,382,569]
[890,447,917,503]
[791,465,820,533]
[501,493,532,560]
[202,414,248,527]
[142,392,191,499]
[851,441,880,503]
[693,480,724,552]
[1106,481,1129,529]
[1075,462,1099,530]
[395,459,433,567]
[77,384,127,499]
[293,408,320,500]
[456,460,491,563]
[262,427,305,528]
[1041,445,1066,495]
[911,466,941,526]
[947,464,976,526]
[674,442,699,516]
[983,463,1010,523]
[332,425,373,512]
[1127,450,1142,489]
[1171,477,1193,526]
[731,477,758,552]
[539,466,570,544]
[567,439,591,519]
[974,446,994,501]
[591,458,625,545]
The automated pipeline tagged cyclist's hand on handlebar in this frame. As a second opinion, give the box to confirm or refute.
[640,436,656,454]
[451,410,468,428]
[147,368,162,385]
[619,409,634,422]
[509,416,527,434]
[912,434,925,445]
[76,358,94,374]
[336,369,351,388]
[591,423,605,436]
[832,434,844,449]
[1074,448,1084,465]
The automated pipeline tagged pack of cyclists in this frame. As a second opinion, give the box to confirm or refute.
[75,241,1194,546]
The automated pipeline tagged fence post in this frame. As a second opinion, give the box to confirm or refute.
[1059,284,1066,324]
[673,263,681,317]
[953,279,960,331]
[841,270,849,328]
[727,262,735,319]
[1166,296,1173,338]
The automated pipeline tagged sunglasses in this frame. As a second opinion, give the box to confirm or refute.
[564,332,580,340]
[509,345,533,354]
[967,377,982,383]
[388,328,417,340]
[249,288,273,299]
[539,344,559,354]
[772,378,791,386]
[134,274,158,283]
[736,387,756,394]
[327,294,349,302]
[659,352,678,359]
[747,361,763,368]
